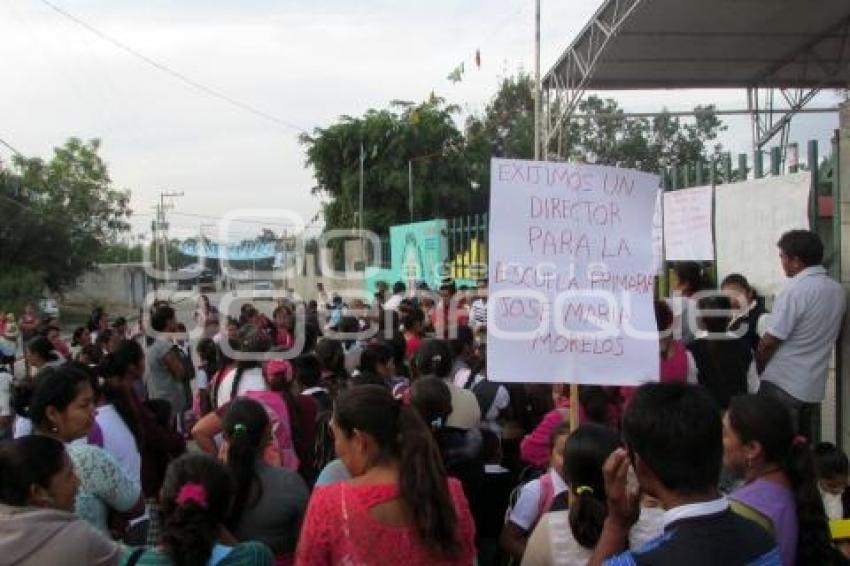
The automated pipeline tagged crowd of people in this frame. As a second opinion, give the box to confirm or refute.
[0,228,848,565]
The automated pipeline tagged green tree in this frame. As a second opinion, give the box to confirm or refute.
[465,73,727,187]
[464,72,537,211]
[300,95,478,236]
[302,74,728,244]
[563,97,725,171]
[0,138,131,306]
[96,242,145,263]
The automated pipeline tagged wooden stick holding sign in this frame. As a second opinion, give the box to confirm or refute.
[569,383,580,432]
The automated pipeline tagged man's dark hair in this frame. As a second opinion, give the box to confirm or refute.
[393,281,406,294]
[150,305,176,332]
[777,230,824,266]
[623,382,722,494]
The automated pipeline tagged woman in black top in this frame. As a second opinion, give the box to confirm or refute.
[688,294,751,409]
[721,273,767,352]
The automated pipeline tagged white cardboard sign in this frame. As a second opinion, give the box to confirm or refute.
[715,172,811,299]
[663,186,714,261]
[487,159,660,385]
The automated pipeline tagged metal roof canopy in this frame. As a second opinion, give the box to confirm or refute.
[542,0,850,151]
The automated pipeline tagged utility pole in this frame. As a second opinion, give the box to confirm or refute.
[533,0,542,160]
[282,228,288,294]
[359,143,365,260]
[156,190,184,288]
[151,205,160,292]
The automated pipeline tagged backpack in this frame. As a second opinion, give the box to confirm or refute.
[246,391,299,472]
[462,370,501,417]
[504,468,556,530]
[218,391,299,472]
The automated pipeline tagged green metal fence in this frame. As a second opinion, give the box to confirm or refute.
[446,213,489,281]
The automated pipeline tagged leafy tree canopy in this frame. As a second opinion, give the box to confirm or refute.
[305,73,727,236]
[0,138,131,305]
[300,95,481,236]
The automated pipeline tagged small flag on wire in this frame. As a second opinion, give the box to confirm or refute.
[474,49,481,69]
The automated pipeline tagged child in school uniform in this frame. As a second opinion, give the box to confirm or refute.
[814,442,850,520]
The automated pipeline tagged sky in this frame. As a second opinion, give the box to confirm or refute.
[0,0,842,243]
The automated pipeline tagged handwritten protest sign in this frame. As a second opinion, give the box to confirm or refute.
[663,186,714,261]
[488,159,660,385]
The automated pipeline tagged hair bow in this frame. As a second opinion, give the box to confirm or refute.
[175,482,208,508]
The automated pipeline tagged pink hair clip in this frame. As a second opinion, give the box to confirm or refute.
[175,482,208,508]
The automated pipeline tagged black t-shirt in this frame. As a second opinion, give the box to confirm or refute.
[729,301,767,352]
[688,337,752,409]
[605,508,779,566]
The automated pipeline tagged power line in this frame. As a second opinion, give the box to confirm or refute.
[0,136,25,157]
[37,0,308,133]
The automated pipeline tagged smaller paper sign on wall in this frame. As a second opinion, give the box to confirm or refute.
[663,186,714,261]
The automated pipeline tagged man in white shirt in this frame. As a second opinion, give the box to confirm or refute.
[756,230,846,438]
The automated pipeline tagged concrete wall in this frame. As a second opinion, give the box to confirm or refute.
[64,246,369,312]
[63,263,148,309]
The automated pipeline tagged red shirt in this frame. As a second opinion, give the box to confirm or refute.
[295,479,476,566]
[404,332,422,360]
